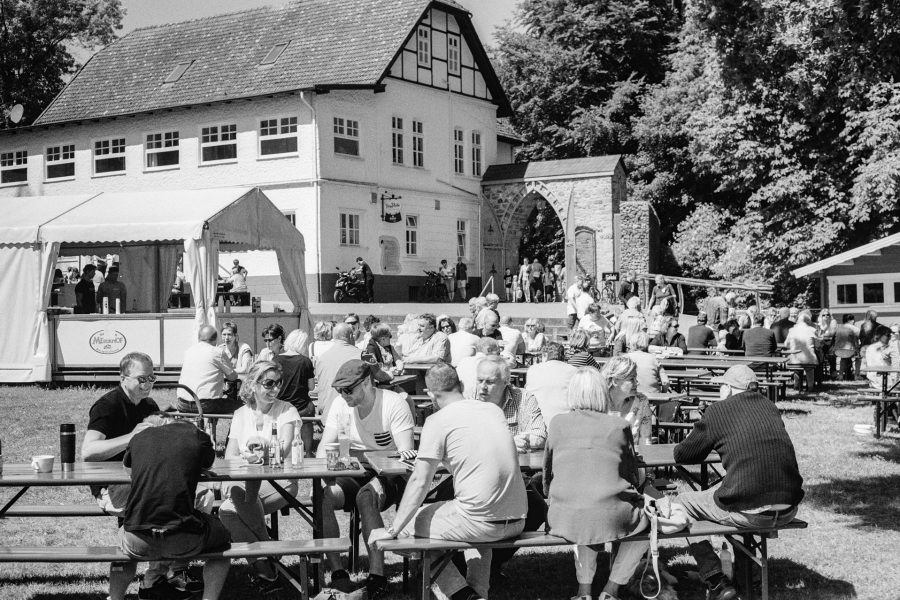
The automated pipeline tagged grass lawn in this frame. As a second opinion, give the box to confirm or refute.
[0,382,897,599]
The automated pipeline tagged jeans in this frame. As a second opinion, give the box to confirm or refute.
[400,500,525,599]
[674,488,797,583]
[218,479,299,544]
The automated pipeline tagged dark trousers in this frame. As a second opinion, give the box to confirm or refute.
[839,357,854,381]
[365,278,375,303]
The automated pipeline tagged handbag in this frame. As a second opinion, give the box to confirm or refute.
[639,496,687,599]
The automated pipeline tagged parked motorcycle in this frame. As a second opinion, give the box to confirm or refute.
[333,267,366,302]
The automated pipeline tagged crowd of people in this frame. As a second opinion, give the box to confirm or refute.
[75,274,820,600]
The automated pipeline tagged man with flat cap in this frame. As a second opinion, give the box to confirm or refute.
[317,359,417,597]
[672,365,804,600]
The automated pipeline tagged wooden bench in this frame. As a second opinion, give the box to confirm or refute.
[0,538,350,600]
[375,519,807,600]
[2,505,108,517]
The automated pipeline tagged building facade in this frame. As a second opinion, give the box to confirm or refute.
[0,0,518,302]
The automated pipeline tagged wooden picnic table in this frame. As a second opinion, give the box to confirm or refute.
[0,458,366,590]
[859,366,900,437]
[402,362,442,394]
[365,444,721,490]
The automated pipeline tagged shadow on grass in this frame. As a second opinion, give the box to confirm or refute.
[0,573,107,586]
[805,474,900,532]
[856,442,900,463]
[768,558,857,599]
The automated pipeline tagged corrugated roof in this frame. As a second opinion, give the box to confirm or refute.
[482,156,622,182]
[36,0,471,125]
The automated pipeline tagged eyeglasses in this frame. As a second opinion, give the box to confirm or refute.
[259,378,282,390]
[263,338,278,343]
[125,374,157,385]
[346,320,359,326]
[440,324,452,330]
[336,378,366,396]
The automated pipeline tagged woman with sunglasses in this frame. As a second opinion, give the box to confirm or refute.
[650,317,687,354]
[256,323,285,363]
[523,318,546,353]
[219,361,301,591]
[436,315,457,335]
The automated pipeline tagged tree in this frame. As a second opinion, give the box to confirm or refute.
[0,0,124,127]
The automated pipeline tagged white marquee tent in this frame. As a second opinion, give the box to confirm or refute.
[0,187,310,383]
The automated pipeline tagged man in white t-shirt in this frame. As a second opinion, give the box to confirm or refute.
[447,317,480,367]
[369,363,527,600]
[316,359,416,597]
[498,315,525,356]
[176,326,240,414]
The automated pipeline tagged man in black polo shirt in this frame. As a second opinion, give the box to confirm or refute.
[82,352,195,600]
[673,365,804,600]
[112,415,231,600]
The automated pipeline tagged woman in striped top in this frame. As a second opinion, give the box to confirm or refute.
[566,329,601,369]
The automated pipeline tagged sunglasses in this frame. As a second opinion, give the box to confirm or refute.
[346,321,359,326]
[260,378,282,390]
[125,374,157,385]
[336,378,366,396]
[263,337,278,343]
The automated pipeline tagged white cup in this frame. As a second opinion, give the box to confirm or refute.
[31,454,55,473]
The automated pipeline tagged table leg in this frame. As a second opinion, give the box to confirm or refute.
[0,486,29,518]
[875,402,882,439]
[312,476,324,594]
[701,463,709,490]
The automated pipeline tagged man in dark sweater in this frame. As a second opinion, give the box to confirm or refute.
[113,415,231,600]
[742,311,777,356]
[770,307,795,344]
[686,312,717,353]
[673,365,804,600]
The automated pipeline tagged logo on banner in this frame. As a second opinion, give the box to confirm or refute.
[89,329,127,354]
[383,199,402,223]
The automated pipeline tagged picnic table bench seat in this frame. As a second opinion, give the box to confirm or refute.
[0,538,350,600]
[376,519,807,600]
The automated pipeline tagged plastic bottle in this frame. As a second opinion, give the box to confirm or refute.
[291,421,304,468]
[269,423,281,467]
[719,542,733,579]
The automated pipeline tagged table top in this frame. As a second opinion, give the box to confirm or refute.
[666,369,710,380]
[644,392,688,403]
[0,458,365,486]
[860,367,900,374]
[403,363,436,372]
[672,355,786,364]
[365,444,720,476]
[388,373,418,386]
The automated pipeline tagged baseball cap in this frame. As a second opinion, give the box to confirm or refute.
[709,365,757,389]
[332,359,373,390]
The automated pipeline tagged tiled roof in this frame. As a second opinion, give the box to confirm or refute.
[496,117,524,142]
[482,156,622,182]
[36,0,459,125]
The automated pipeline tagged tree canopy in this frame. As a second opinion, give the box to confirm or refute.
[0,0,123,127]
[495,0,900,304]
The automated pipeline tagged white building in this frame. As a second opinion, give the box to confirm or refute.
[0,0,519,302]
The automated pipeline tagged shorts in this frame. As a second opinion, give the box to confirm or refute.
[456,280,468,290]
[119,513,231,561]
[334,473,407,512]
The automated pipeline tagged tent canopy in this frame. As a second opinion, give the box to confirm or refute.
[0,187,310,383]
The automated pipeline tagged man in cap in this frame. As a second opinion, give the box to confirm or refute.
[673,365,804,600]
[317,359,417,597]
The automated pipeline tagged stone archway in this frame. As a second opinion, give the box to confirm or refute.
[480,156,657,289]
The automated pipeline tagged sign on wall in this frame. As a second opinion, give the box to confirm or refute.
[383,199,402,223]
[602,272,620,282]
[380,236,402,273]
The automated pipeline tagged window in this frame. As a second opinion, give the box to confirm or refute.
[406,215,418,255]
[412,120,424,167]
[453,128,464,174]
[260,42,290,65]
[836,284,857,305]
[333,117,360,156]
[895,282,900,303]
[259,116,298,156]
[200,124,237,163]
[340,212,360,246]
[163,61,193,83]
[863,282,884,304]
[471,131,482,176]
[284,211,296,227]
[145,131,179,169]
[46,145,75,180]
[93,138,125,174]
[392,116,404,164]
[0,149,27,184]
[447,35,461,75]
[417,26,431,66]
[457,220,467,258]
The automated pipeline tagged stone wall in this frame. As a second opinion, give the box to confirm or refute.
[619,200,659,273]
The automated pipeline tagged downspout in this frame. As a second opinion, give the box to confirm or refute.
[300,91,323,303]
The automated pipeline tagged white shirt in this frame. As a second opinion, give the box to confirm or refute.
[499,325,525,356]
[456,353,485,399]
[178,342,235,401]
[448,330,480,367]
[418,399,527,521]
[525,360,578,427]
[322,389,414,452]
[230,400,301,453]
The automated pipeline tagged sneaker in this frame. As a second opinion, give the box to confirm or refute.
[330,569,355,593]
[707,578,739,600]
[168,568,203,594]
[137,579,194,600]
[249,572,283,596]
[364,574,389,599]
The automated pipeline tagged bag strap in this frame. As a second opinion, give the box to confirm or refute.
[641,504,662,599]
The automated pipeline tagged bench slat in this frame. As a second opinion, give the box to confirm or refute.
[3,505,108,517]
[375,520,808,553]
[0,538,350,563]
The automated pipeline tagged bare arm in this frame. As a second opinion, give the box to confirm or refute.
[384,458,440,535]
[82,426,150,462]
